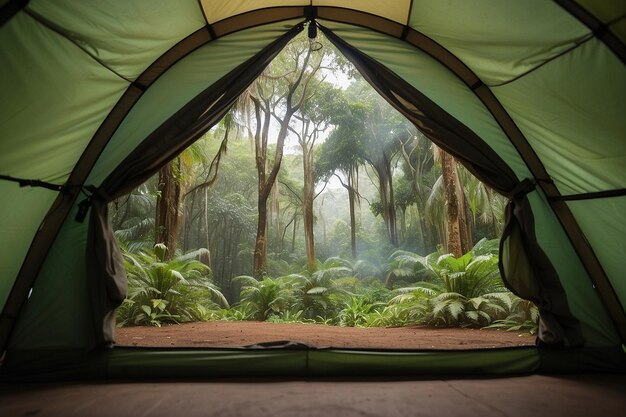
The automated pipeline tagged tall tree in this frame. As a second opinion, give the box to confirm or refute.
[397,130,437,252]
[248,35,323,276]
[343,80,407,246]
[427,146,473,257]
[440,149,463,257]
[290,81,337,270]
[316,109,363,258]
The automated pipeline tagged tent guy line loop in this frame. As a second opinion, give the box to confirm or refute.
[0,174,114,221]
[0,174,69,193]
[551,188,626,202]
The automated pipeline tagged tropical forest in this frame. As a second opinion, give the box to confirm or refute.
[111,31,538,349]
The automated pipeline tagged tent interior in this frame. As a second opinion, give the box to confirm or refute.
[1,1,625,381]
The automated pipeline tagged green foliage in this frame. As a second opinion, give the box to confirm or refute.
[293,257,363,321]
[116,245,228,327]
[339,296,383,327]
[234,275,297,321]
[384,240,537,330]
[229,256,392,325]
[484,295,540,335]
[116,242,537,334]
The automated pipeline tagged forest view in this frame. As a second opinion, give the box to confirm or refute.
[111,30,538,340]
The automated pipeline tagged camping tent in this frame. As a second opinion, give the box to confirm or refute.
[0,1,625,380]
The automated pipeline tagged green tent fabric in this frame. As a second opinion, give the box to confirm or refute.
[0,1,625,379]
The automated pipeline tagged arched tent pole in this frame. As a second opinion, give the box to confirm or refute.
[1,5,624,353]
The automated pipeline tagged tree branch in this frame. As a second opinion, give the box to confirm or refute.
[333,173,370,204]
[278,179,303,204]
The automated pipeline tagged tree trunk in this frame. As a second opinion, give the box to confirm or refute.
[250,41,317,277]
[348,186,357,259]
[182,192,195,252]
[376,163,398,247]
[385,160,398,246]
[399,207,407,244]
[458,183,473,254]
[155,159,181,260]
[254,193,269,277]
[291,216,297,252]
[302,145,316,270]
[271,181,281,251]
[441,150,462,257]
[203,186,212,268]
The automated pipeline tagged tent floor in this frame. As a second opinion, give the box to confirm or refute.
[1,374,625,417]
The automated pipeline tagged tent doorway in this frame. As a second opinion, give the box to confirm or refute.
[109,31,537,351]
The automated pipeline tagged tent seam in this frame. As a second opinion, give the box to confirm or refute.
[487,33,595,88]
[196,0,209,26]
[22,7,135,85]
[406,0,414,27]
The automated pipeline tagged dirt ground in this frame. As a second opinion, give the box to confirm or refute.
[115,320,535,349]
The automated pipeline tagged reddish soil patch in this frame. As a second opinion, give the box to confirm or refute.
[115,321,535,349]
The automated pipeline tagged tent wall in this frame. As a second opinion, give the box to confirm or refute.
[528,193,619,346]
[0,185,56,308]
[0,10,128,327]
[569,197,626,309]
[27,0,206,81]
[9,206,92,350]
[492,39,626,196]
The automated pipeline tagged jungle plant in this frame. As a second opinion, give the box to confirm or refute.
[385,239,521,327]
[339,296,383,327]
[117,244,228,327]
[290,257,357,321]
[484,294,540,335]
[234,275,296,321]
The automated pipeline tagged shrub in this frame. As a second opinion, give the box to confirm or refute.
[384,239,537,329]
[117,245,228,327]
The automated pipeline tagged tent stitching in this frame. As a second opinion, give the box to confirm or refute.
[487,33,595,88]
[22,7,135,84]
[405,1,414,26]
[196,0,209,27]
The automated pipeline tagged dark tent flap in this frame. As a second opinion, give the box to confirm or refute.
[500,180,585,346]
[86,199,127,348]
